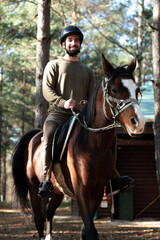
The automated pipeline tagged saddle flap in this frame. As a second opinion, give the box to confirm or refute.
[52,116,77,162]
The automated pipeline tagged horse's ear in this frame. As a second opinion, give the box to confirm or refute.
[102,54,114,79]
[127,58,136,73]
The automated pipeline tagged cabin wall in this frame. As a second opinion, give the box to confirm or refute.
[116,124,160,218]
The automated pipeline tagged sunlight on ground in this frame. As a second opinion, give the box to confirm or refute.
[0,208,21,213]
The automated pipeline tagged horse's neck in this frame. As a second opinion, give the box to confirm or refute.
[90,110,115,152]
[90,86,115,150]
[89,127,115,150]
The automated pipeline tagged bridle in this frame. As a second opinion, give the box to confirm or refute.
[102,78,139,122]
[71,77,139,133]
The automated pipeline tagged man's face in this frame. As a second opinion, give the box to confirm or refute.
[62,34,81,56]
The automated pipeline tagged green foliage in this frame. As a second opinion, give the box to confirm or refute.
[0,0,153,159]
[47,0,153,82]
[0,1,37,157]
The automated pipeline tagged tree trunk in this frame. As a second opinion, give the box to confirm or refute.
[35,0,50,129]
[152,0,160,193]
[21,108,25,136]
[71,0,78,25]
[0,68,2,198]
[137,0,144,85]
[1,148,6,201]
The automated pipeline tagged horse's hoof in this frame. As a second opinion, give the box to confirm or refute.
[45,234,53,240]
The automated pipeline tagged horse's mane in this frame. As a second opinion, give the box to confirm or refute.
[79,81,101,126]
[74,81,101,147]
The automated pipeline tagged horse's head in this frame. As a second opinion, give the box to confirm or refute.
[102,54,145,136]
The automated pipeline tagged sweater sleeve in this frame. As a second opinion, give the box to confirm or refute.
[42,61,66,108]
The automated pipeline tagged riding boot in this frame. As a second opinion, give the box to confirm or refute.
[106,176,135,196]
[106,135,135,195]
[38,140,54,198]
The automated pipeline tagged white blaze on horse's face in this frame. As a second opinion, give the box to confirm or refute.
[121,79,145,136]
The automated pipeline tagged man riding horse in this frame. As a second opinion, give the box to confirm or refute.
[38,25,134,198]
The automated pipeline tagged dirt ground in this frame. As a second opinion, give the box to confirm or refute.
[0,200,160,240]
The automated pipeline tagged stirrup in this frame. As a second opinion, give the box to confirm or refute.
[115,176,135,193]
[38,179,54,198]
[106,176,135,196]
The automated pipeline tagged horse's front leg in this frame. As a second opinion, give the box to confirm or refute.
[76,190,100,240]
[80,223,98,240]
[79,201,99,240]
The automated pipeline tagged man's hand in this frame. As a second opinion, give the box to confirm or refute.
[64,99,77,109]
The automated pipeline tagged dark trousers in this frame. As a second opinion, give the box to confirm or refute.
[41,112,71,179]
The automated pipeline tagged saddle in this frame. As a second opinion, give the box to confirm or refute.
[52,116,77,163]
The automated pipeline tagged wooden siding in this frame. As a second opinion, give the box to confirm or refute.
[116,125,160,219]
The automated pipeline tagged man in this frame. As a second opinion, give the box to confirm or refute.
[38,25,135,198]
[38,25,95,197]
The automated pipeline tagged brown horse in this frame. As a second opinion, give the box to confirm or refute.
[12,55,145,240]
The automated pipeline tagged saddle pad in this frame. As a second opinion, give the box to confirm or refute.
[52,116,77,163]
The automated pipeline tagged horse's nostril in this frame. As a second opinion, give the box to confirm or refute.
[130,117,138,126]
[140,128,143,133]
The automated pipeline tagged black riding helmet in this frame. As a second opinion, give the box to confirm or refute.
[60,25,83,45]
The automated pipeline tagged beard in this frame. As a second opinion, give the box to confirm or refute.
[65,45,80,56]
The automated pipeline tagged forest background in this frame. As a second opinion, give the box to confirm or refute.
[0,0,159,202]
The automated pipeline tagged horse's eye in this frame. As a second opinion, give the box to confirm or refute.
[111,88,118,93]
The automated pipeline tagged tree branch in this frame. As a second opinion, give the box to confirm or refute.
[85,15,135,57]
[57,0,67,26]
[148,23,159,31]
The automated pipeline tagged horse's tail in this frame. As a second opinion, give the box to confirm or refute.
[12,129,41,209]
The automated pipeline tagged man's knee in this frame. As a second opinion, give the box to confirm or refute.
[43,120,58,144]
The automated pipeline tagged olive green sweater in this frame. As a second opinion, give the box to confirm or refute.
[42,58,95,115]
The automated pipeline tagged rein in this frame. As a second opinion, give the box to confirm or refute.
[71,78,139,133]
[71,108,121,132]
